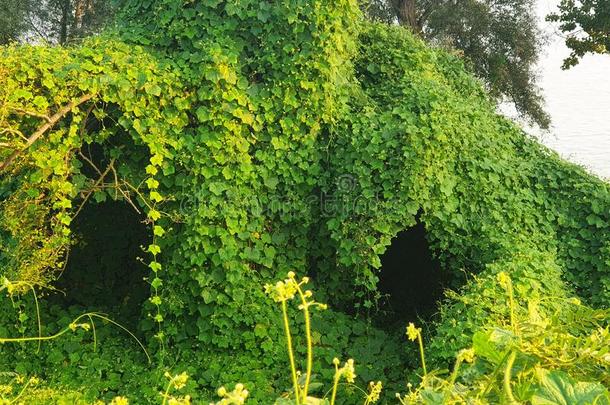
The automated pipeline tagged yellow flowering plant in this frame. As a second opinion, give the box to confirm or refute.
[110,396,129,405]
[398,272,610,404]
[406,323,427,376]
[210,383,249,405]
[214,272,383,405]
[161,372,191,405]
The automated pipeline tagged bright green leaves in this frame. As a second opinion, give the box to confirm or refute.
[145,164,158,175]
[149,261,162,273]
[151,277,163,289]
[12,88,33,101]
[150,154,163,167]
[144,83,162,97]
[532,370,610,405]
[0,38,188,351]
[153,225,166,237]
[150,191,163,203]
[195,106,210,123]
[32,96,48,110]
[145,178,159,189]
[1,2,610,403]
[148,244,161,256]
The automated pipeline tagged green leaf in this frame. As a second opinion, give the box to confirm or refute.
[148,209,161,221]
[532,369,610,405]
[146,84,162,96]
[150,191,164,202]
[148,244,161,255]
[472,330,508,365]
[196,106,210,122]
[33,96,48,110]
[93,190,107,203]
[13,89,32,100]
[153,225,165,237]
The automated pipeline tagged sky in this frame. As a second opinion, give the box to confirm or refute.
[523,0,610,179]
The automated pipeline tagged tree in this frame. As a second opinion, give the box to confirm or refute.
[0,0,114,45]
[547,0,610,68]
[361,0,550,129]
[0,0,31,44]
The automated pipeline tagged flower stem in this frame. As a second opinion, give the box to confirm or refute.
[417,333,427,376]
[161,379,173,405]
[504,351,518,404]
[297,288,313,399]
[444,358,463,402]
[282,301,301,404]
[330,367,340,405]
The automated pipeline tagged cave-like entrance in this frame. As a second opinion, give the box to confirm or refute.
[376,219,445,325]
[48,200,151,329]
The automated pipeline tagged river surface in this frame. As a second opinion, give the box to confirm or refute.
[517,0,610,180]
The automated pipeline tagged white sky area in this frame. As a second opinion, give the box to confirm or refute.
[507,0,610,179]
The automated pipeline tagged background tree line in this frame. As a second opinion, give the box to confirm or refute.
[0,0,607,129]
[0,0,114,45]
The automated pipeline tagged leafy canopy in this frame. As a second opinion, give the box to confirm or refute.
[547,0,610,68]
[361,0,550,128]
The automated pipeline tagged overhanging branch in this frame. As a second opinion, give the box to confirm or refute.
[0,94,95,172]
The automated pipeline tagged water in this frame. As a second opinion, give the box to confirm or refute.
[530,0,610,180]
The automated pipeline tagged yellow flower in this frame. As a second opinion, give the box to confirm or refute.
[69,323,90,332]
[2,277,14,294]
[212,383,248,405]
[335,358,357,383]
[458,348,475,363]
[343,359,356,383]
[168,396,191,405]
[172,372,189,390]
[406,323,421,342]
[366,381,383,403]
[110,396,129,405]
[264,278,298,302]
[497,271,511,288]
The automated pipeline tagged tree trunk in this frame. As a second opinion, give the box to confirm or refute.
[59,0,70,45]
[394,0,421,34]
[73,0,86,31]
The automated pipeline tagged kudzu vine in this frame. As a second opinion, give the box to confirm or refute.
[0,0,609,402]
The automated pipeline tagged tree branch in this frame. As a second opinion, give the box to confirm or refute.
[71,158,115,221]
[9,107,51,122]
[0,94,95,172]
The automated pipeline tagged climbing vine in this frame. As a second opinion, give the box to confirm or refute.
[0,0,609,403]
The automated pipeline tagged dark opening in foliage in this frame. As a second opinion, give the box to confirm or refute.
[377,220,444,324]
[48,201,150,328]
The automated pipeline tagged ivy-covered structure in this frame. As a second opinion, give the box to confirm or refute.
[1,0,609,402]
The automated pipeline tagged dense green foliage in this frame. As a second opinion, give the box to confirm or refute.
[361,0,550,128]
[0,0,609,403]
[547,0,610,68]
